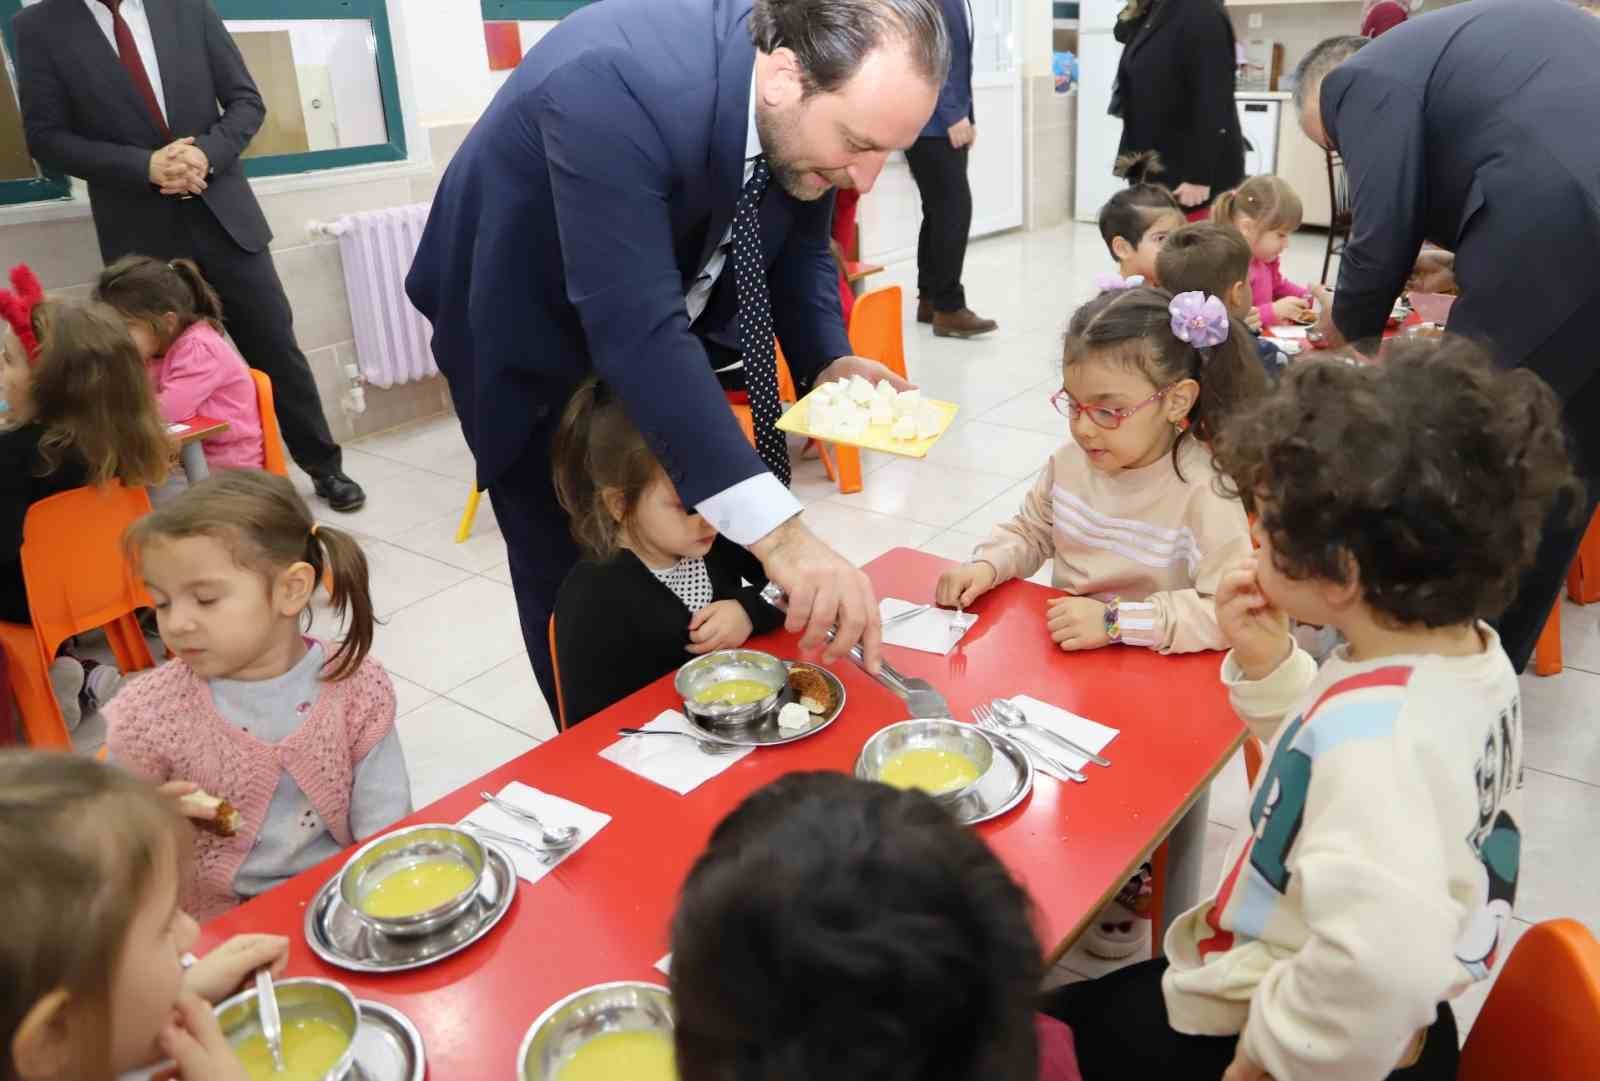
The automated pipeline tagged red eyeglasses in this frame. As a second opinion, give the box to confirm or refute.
[1050,386,1170,430]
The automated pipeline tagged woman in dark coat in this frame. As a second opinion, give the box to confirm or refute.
[1112,0,1245,214]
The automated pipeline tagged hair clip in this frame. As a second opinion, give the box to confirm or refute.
[1169,291,1230,350]
[1094,272,1146,292]
[0,263,44,362]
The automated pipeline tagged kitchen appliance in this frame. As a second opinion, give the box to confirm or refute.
[1237,97,1281,176]
[1073,0,1125,223]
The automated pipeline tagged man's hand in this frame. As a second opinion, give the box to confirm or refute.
[1046,596,1110,652]
[749,516,881,671]
[816,355,914,393]
[687,600,755,655]
[948,118,976,149]
[184,935,290,1004]
[1173,182,1211,208]
[1215,557,1292,680]
[1407,249,1456,294]
[1271,297,1309,323]
[149,137,208,196]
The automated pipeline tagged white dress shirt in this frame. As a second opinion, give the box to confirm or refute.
[83,0,169,125]
[688,69,805,547]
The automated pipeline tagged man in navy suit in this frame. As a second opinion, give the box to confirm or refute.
[407,0,950,712]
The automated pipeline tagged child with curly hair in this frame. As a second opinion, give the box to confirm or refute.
[1043,339,1578,1081]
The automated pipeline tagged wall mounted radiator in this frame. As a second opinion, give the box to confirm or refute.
[318,204,438,389]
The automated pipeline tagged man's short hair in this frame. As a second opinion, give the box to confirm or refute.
[750,0,952,95]
[1292,35,1368,111]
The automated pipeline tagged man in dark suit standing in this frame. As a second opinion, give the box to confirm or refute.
[13,0,365,511]
[408,0,949,712]
[906,0,996,339]
[1294,0,1600,673]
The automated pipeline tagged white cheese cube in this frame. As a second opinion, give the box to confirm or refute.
[869,399,893,425]
[892,415,917,441]
[848,376,875,404]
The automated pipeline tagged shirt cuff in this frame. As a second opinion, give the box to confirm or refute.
[696,473,802,547]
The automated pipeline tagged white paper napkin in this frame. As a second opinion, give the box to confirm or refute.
[1005,695,1120,772]
[1266,325,1310,341]
[458,782,611,884]
[655,953,672,975]
[598,710,754,794]
[880,598,978,655]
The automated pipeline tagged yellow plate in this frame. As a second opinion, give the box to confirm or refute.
[775,391,959,459]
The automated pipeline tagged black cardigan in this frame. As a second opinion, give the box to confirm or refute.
[1114,0,1245,200]
[553,536,785,726]
[0,424,87,624]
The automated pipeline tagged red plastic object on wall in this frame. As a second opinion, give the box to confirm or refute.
[484,22,523,72]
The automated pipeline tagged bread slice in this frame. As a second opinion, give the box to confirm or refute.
[787,666,834,715]
[183,790,243,837]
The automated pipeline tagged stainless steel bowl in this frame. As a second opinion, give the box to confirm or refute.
[215,977,360,1081]
[516,981,675,1081]
[674,649,787,727]
[337,824,486,938]
[855,720,996,805]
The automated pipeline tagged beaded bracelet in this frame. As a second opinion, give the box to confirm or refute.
[1104,596,1121,644]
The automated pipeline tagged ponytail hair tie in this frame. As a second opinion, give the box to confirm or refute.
[1169,291,1230,350]
[1093,272,1145,293]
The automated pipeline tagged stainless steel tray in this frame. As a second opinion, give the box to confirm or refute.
[305,843,515,974]
[684,662,846,747]
[952,729,1034,826]
[350,999,425,1081]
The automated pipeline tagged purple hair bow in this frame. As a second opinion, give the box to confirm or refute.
[1169,291,1230,349]
[1093,272,1145,293]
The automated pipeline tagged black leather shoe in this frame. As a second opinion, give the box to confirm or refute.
[312,471,366,513]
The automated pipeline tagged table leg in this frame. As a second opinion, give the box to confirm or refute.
[1158,787,1212,943]
[179,442,210,483]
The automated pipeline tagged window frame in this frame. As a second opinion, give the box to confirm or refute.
[0,0,73,207]
[214,0,407,177]
[481,1,594,21]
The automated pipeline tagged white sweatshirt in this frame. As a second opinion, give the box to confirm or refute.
[1162,626,1524,1081]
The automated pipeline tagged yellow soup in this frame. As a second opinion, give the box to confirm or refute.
[235,1017,349,1081]
[693,678,773,707]
[359,858,477,919]
[880,748,981,796]
[558,1030,677,1081]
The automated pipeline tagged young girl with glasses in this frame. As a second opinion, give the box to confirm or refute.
[937,283,1267,960]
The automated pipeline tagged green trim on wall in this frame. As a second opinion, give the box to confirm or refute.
[0,0,74,206]
[481,0,595,21]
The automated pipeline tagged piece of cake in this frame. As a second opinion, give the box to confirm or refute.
[787,666,835,714]
[183,790,243,837]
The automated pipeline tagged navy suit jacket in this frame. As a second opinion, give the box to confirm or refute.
[921,0,973,138]
[406,0,852,499]
[13,0,272,259]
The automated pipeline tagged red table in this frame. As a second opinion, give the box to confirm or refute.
[170,414,229,481]
[199,548,1244,1076]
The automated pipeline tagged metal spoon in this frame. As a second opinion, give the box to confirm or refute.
[255,969,286,1073]
[615,728,739,756]
[466,825,557,866]
[991,698,1111,767]
[476,791,581,849]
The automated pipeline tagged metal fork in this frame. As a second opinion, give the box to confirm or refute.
[973,706,1086,782]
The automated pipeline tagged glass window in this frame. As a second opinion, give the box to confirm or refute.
[0,3,71,206]
[481,1,594,20]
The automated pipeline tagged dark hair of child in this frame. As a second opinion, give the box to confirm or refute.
[1214,339,1582,627]
[31,299,173,487]
[0,749,188,1081]
[1098,151,1183,259]
[1156,222,1253,300]
[669,772,1044,1081]
[125,470,376,680]
[552,377,661,559]
[94,255,224,355]
[1064,285,1268,477]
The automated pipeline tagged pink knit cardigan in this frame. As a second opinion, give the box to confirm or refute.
[105,646,397,920]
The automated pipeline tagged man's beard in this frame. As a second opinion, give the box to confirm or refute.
[754,104,831,202]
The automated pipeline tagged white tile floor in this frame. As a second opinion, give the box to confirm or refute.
[74,222,1599,1042]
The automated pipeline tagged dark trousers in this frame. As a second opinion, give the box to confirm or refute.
[124,201,344,476]
[1040,959,1459,1081]
[486,426,579,722]
[904,136,972,313]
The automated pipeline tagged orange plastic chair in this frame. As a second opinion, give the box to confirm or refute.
[548,614,568,733]
[1459,919,1600,1081]
[249,370,289,478]
[0,484,158,747]
[728,341,799,452]
[1566,506,1600,605]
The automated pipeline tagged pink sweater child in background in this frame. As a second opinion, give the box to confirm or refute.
[1211,175,1327,329]
[95,255,265,471]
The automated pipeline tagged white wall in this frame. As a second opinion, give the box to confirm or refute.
[398,0,493,127]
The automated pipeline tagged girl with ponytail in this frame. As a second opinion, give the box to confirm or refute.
[551,377,784,724]
[95,255,266,473]
[937,282,1267,959]
[107,470,408,919]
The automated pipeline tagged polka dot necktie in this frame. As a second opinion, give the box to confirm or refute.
[732,157,790,486]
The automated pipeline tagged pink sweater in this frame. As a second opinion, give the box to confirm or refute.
[1249,257,1311,328]
[151,322,264,471]
[105,648,397,920]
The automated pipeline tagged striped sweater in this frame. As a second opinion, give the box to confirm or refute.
[1163,628,1523,1081]
[971,438,1250,653]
